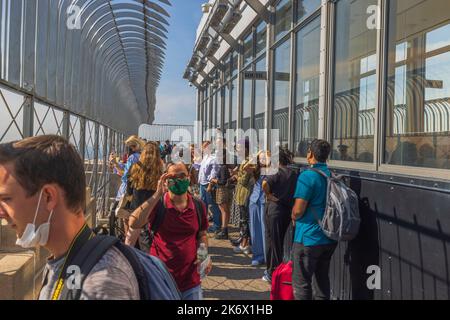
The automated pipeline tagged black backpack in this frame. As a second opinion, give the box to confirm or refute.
[41,227,181,300]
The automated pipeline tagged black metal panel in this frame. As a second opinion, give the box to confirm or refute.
[289,164,450,300]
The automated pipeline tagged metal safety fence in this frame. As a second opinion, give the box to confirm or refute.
[0,82,125,224]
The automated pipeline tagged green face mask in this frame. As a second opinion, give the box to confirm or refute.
[168,178,190,195]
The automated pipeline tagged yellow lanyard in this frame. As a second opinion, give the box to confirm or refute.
[49,224,93,300]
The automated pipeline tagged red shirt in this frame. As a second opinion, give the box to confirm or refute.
[148,193,208,292]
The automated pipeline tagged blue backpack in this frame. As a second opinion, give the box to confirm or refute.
[61,235,181,300]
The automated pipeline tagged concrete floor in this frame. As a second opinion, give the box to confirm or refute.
[202,227,271,300]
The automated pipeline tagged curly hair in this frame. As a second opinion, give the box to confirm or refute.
[129,141,162,191]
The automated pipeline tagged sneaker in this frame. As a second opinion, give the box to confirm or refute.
[215,229,229,240]
[262,274,272,283]
[262,270,272,283]
[251,260,264,267]
[233,245,251,254]
[230,237,242,247]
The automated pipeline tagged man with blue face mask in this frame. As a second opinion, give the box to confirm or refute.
[0,135,176,300]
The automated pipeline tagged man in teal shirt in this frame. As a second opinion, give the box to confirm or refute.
[291,139,337,300]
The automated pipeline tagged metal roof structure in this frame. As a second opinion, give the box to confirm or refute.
[0,0,171,135]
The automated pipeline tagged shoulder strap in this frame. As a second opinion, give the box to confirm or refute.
[192,197,203,237]
[307,167,330,179]
[113,241,150,300]
[149,198,166,248]
[62,235,118,300]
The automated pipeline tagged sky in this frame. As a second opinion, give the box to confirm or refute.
[153,0,205,125]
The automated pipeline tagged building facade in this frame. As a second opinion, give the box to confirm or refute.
[185,0,450,300]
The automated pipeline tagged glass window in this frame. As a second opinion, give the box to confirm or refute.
[224,54,231,81]
[256,22,267,57]
[212,92,217,128]
[230,78,238,130]
[331,0,378,163]
[385,0,450,169]
[217,90,222,129]
[273,40,291,147]
[243,32,254,67]
[275,0,293,42]
[255,57,267,131]
[296,0,321,23]
[206,98,211,129]
[294,16,321,158]
[231,52,239,78]
[224,84,230,129]
[242,67,253,132]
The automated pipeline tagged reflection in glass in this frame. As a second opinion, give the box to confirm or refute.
[212,92,217,128]
[255,57,267,131]
[230,78,238,130]
[385,0,450,169]
[243,32,254,67]
[331,0,377,163]
[296,0,321,23]
[224,85,230,129]
[294,17,320,158]
[256,22,267,57]
[242,68,253,132]
[224,54,231,81]
[273,40,291,146]
[275,0,293,42]
[217,90,222,129]
[231,52,239,78]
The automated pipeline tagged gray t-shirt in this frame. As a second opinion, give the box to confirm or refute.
[39,246,140,300]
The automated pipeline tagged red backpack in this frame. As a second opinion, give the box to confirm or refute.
[270,224,295,300]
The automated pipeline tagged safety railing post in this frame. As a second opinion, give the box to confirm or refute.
[79,117,86,161]
[91,123,100,226]
[62,111,70,140]
[101,126,108,219]
[22,96,34,138]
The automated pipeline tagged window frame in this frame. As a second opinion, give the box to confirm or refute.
[326,0,380,171]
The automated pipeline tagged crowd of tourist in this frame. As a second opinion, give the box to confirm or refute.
[0,133,337,300]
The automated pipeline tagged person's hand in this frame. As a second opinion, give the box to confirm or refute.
[206,183,213,193]
[109,152,117,165]
[194,256,213,275]
[156,173,170,197]
[291,211,299,225]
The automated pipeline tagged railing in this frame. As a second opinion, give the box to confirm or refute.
[0,82,125,230]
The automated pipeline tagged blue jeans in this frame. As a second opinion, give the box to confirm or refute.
[181,285,203,300]
[200,184,222,231]
[249,199,266,263]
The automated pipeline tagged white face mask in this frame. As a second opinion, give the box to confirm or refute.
[16,189,54,249]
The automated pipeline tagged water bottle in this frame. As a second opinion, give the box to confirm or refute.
[197,243,208,279]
